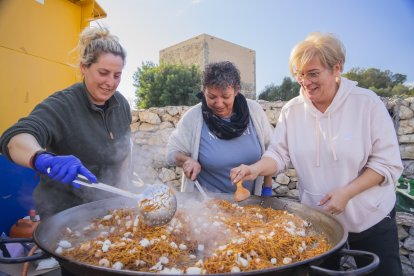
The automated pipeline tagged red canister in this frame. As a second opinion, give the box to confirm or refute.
[9,209,40,238]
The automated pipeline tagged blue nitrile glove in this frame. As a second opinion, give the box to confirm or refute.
[34,153,97,187]
[261,186,273,197]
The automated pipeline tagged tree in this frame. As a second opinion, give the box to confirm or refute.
[391,73,407,87]
[133,62,201,108]
[343,67,407,90]
[343,67,412,97]
[260,67,410,101]
[258,77,300,101]
[391,84,410,96]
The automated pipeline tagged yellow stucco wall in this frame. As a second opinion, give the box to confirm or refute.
[0,0,105,133]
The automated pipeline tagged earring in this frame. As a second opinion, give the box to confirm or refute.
[336,76,341,85]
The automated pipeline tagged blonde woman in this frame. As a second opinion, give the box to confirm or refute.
[231,33,403,275]
[0,27,131,219]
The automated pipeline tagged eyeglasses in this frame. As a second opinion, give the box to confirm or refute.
[295,69,325,83]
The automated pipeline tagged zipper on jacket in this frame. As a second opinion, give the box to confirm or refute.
[97,109,114,140]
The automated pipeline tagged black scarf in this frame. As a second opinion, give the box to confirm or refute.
[199,92,250,140]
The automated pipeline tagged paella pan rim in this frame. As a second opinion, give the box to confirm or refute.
[33,193,348,275]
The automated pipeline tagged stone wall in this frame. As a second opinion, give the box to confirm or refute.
[130,97,414,189]
[130,97,414,274]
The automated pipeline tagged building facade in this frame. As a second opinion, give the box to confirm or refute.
[159,34,256,99]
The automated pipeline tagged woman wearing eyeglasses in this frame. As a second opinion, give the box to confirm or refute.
[231,32,403,275]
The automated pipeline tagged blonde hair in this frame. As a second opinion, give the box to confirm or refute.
[76,26,126,68]
[289,32,345,76]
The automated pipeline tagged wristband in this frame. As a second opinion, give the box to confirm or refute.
[29,150,53,169]
[261,186,273,196]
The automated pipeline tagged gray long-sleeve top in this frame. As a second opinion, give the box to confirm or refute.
[0,82,132,217]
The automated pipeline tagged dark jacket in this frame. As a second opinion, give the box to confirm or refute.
[0,82,132,217]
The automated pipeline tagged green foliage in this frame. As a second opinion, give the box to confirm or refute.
[370,87,392,97]
[259,67,411,101]
[133,62,201,108]
[343,67,410,97]
[258,77,300,101]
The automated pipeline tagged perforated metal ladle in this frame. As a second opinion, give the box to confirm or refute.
[73,175,177,227]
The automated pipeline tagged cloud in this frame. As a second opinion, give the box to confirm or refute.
[191,0,202,4]
[176,8,185,16]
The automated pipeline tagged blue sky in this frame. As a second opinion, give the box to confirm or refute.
[93,0,414,103]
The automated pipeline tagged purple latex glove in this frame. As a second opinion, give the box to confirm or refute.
[261,186,273,197]
[34,153,97,187]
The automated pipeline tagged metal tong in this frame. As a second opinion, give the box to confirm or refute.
[73,175,177,226]
[194,179,210,200]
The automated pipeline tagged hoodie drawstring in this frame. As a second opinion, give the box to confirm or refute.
[328,112,338,161]
[315,116,320,167]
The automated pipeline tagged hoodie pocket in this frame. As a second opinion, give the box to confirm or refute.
[353,185,386,212]
[300,189,325,209]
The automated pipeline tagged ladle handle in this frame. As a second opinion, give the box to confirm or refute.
[194,180,210,200]
[74,175,142,200]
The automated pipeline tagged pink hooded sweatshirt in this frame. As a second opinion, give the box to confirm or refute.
[264,77,403,233]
